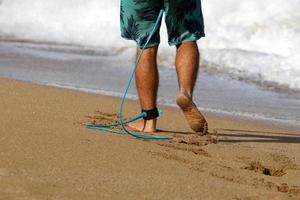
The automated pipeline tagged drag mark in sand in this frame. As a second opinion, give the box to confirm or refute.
[146,150,207,173]
[150,131,219,158]
[147,151,194,165]
[156,142,211,157]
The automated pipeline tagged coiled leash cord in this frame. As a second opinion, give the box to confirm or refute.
[86,10,171,140]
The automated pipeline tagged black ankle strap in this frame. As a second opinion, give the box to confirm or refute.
[142,107,159,120]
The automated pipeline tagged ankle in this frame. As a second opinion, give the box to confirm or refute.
[144,118,156,125]
[179,90,192,99]
[144,118,157,132]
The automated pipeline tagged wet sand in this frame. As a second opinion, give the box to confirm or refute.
[0,78,300,200]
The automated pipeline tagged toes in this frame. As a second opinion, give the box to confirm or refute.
[195,122,208,135]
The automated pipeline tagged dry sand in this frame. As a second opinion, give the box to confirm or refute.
[0,78,300,200]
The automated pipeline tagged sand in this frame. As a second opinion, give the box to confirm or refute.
[0,77,300,200]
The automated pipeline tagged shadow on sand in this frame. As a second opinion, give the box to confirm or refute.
[217,128,300,144]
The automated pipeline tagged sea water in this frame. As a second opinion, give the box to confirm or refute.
[0,0,300,127]
[1,0,300,89]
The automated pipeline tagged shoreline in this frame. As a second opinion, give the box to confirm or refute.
[43,80,300,132]
[42,81,300,134]
[1,77,300,199]
[5,77,300,133]
[1,40,300,130]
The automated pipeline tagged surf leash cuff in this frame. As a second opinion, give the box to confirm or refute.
[142,107,159,120]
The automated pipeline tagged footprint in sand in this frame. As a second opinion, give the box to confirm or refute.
[244,161,287,177]
[87,111,119,125]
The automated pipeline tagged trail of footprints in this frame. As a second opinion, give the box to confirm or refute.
[86,111,300,197]
[151,134,300,197]
[208,153,300,197]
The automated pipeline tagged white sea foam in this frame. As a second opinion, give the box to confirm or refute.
[0,0,123,46]
[0,0,300,89]
[201,0,300,90]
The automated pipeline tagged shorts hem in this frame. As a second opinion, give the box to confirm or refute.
[121,36,160,49]
[168,34,205,46]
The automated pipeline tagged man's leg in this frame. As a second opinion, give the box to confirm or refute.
[175,41,208,134]
[128,46,159,132]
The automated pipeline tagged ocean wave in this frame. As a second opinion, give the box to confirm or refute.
[0,0,300,89]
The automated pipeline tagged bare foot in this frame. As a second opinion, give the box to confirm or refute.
[127,118,157,133]
[176,93,208,135]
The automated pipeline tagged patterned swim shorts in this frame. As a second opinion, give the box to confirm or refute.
[120,0,205,48]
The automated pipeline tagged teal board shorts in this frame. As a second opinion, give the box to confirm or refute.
[120,0,205,48]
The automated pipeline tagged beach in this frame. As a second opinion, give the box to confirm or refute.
[1,77,300,200]
[1,0,300,198]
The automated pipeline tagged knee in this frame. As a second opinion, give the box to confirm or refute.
[176,41,198,49]
[176,41,199,56]
[136,45,159,58]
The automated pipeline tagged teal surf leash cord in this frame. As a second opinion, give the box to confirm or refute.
[86,10,171,140]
